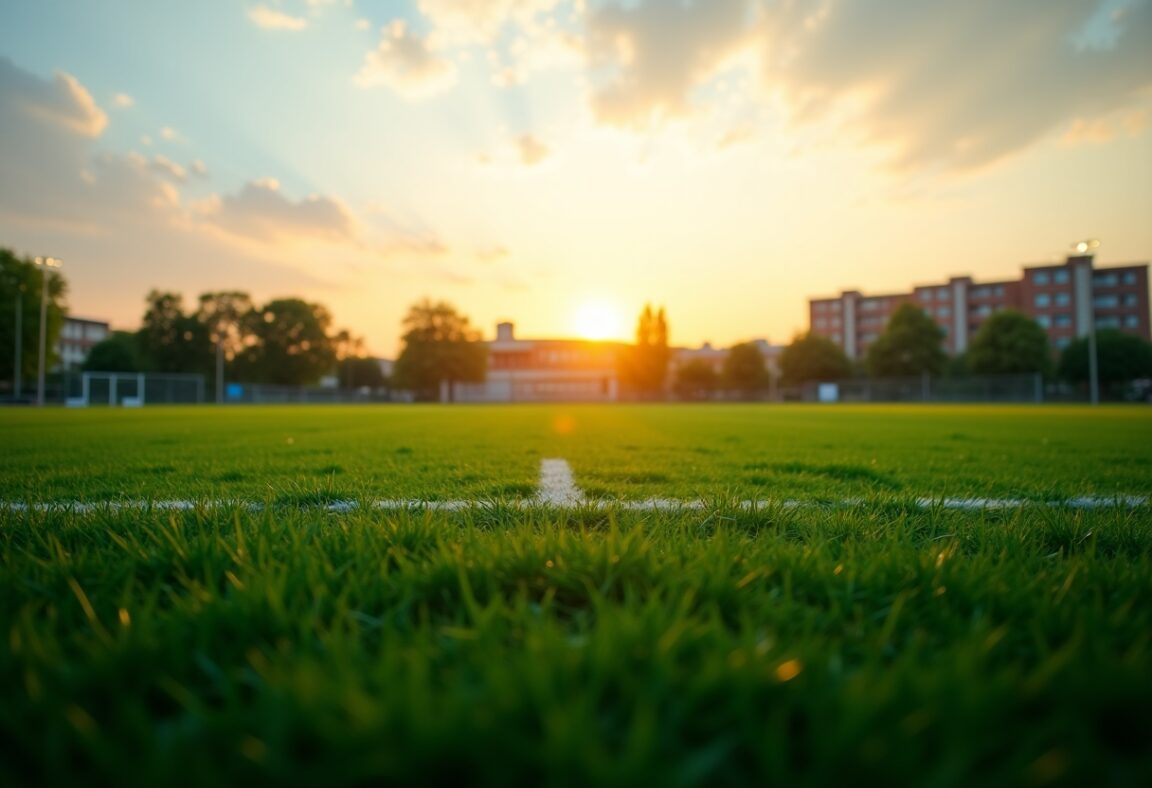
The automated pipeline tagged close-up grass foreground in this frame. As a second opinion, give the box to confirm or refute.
[2,405,1151,786]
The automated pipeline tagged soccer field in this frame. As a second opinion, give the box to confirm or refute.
[2,405,1151,786]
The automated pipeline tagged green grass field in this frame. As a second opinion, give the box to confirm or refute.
[2,405,1151,786]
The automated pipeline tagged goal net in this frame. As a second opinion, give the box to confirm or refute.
[69,372,206,406]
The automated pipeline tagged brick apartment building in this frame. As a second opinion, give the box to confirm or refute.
[55,316,110,371]
[808,254,1150,360]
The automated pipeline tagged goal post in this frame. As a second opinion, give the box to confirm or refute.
[69,372,206,406]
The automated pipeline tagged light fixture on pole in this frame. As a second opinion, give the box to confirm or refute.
[1072,240,1100,406]
[33,256,62,407]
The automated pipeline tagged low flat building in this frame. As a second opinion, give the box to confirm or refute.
[451,322,624,402]
[809,253,1149,360]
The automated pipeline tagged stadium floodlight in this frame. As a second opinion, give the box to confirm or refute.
[33,256,62,407]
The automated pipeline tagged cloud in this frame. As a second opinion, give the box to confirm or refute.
[112,93,134,109]
[516,134,550,165]
[248,5,309,31]
[759,0,1152,170]
[0,56,107,139]
[417,0,566,44]
[355,19,458,98]
[146,154,188,182]
[586,0,755,129]
[160,126,178,141]
[198,178,354,241]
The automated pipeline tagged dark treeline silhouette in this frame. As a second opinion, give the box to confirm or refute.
[84,289,382,388]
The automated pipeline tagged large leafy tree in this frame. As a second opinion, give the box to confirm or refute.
[867,304,946,377]
[0,248,67,390]
[722,342,770,399]
[1059,329,1152,387]
[137,290,212,374]
[82,331,142,373]
[779,333,852,385]
[240,298,337,385]
[967,310,1050,376]
[393,299,486,401]
[620,304,670,398]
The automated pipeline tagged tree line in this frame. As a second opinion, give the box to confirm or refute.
[85,290,386,388]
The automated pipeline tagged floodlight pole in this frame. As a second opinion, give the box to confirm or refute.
[33,256,61,407]
[1074,240,1100,406]
[14,288,21,400]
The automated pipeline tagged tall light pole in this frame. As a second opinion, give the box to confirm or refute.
[1074,240,1100,406]
[33,256,62,407]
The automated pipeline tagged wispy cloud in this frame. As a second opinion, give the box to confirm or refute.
[515,134,551,166]
[355,20,457,98]
[111,92,134,109]
[248,4,309,32]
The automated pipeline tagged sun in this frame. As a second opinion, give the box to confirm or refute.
[572,299,625,341]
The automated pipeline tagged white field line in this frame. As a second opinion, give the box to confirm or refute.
[536,458,584,506]
[0,458,1146,513]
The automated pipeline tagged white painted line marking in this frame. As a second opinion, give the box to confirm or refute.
[1,495,1146,514]
[536,458,584,506]
[1,457,1147,514]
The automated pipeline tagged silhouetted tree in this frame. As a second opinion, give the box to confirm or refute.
[867,304,946,377]
[82,331,141,372]
[674,359,719,401]
[238,298,336,385]
[393,299,486,401]
[968,310,1050,376]
[620,304,670,398]
[0,248,67,387]
[722,342,770,399]
[779,333,852,385]
[1059,330,1152,389]
[137,290,212,374]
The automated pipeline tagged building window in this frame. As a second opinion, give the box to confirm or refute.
[1034,293,1051,308]
[1054,314,1072,327]
[1034,271,1050,285]
[1125,315,1140,328]
[938,306,951,317]
[971,286,988,298]
[1096,316,1120,329]
[918,290,932,301]
[1123,293,1138,307]
[937,287,951,300]
[1093,294,1119,309]
[1035,315,1051,328]
[1094,273,1118,287]
[1122,272,1137,285]
[1056,337,1072,349]
[814,318,827,329]
[1053,270,1070,285]
[1054,292,1070,307]
[993,285,1005,297]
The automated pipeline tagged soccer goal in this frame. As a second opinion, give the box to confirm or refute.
[68,372,206,406]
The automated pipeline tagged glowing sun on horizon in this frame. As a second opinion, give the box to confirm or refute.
[572,299,625,341]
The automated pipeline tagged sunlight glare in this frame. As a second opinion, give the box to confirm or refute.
[572,299,624,340]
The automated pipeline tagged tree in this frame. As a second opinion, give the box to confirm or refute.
[867,304,946,377]
[345,357,387,389]
[967,310,1050,376]
[0,248,67,391]
[779,333,852,385]
[722,342,770,399]
[137,290,212,374]
[82,331,142,372]
[393,299,486,401]
[620,304,670,398]
[1059,330,1152,389]
[240,298,337,385]
[673,359,718,401]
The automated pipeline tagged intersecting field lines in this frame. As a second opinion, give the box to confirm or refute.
[1,458,1148,514]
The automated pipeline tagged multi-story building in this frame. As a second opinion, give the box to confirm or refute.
[452,322,624,402]
[55,316,110,370]
[809,254,1149,360]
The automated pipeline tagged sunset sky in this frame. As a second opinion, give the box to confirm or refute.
[1,0,1150,356]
